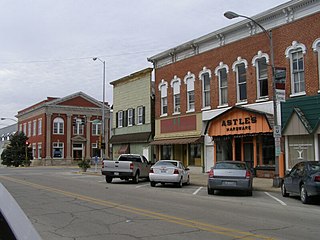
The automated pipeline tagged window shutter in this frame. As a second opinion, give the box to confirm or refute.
[116,112,118,128]
[132,109,135,125]
[142,106,145,124]
[124,110,128,127]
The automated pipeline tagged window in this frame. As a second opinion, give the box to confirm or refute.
[127,109,134,126]
[171,76,181,114]
[92,121,101,135]
[137,106,145,125]
[32,143,36,159]
[117,111,123,128]
[92,143,100,157]
[38,119,42,135]
[33,120,36,136]
[73,118,84,135]
[312,38,320,91]
[27,122,31,137]
[233,57,248,103]
[37,143,42,159]
[184,72,195,112]
[252,51,269,100]
[158,80,168,116]
[19,124,22,132]
[53,117,64,134]
[199,67,211,109]
[23,123,27,135]
[189,144,201,166]
[285,41,306,96]
[53,142,64,158]
[215,62,229,107]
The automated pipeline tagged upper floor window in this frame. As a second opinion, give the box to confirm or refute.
[92,121,101,135]
[38,118,42,135]
[19,124,22,132]
[33,120,37,136]
[184,72,195,112]
[171,76,181,114]
[53,117,64,134]
[158,80,168,116]
[27,122,31,137]
[199,67,211,109]
[233,57,248,103]
[117,111,123,128]
[127,108,134,126]
[23,123,27,135]
[252,51,269,100]
[215,62,229,107]
[73,118,84,135]
[312,38,320,92]
[137,106,145,125]
[285,41,307,96]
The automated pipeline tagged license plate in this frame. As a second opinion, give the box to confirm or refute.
[114,172,119,176]
[161,170,167,173]
[222,181,236,186]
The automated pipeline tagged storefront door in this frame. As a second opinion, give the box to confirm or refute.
[73,143,83,161]
[244,142,254,170]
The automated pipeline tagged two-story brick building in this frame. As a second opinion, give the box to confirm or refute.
[148,0,320,175]
[16,92,110,165]
[109,68,155,161]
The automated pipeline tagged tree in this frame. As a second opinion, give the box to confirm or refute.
[1,132,33,167]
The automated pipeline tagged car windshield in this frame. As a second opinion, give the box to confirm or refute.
[154,161,178,167]
[309,162,320,174]
[215,162,246,170]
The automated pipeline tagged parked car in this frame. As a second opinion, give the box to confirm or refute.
[207,161,253,196]
[281,161,320,204]
[101,154,151,183]
[149,160,190,188]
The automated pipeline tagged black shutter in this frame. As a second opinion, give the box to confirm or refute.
[142,106,145,124]
[132,109,135,125]
[116,112,118,128]
[124,110,128,127]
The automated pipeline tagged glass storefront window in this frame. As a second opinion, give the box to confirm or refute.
[161,145,172,160]
[189,144,201,166]
[262,136,275,165]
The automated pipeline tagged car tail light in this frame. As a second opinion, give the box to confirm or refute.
[149,168,154,173]
[208,169,214,178]
[173,169,179,174]
[130,163,134,170]
[245,170,251,179]
[314,176,320,182]
[102,162,105,168]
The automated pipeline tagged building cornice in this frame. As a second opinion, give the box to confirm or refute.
[148,0,320,68]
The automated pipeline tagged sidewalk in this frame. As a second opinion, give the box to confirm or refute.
[190,173,280,192]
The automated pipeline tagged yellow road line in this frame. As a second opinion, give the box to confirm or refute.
[0,175,276,240]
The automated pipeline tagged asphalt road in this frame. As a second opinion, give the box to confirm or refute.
[1,167,320,240]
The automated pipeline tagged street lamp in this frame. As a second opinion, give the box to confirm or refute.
[224,11,281,186]
[93,57,106,159]
[0,117,18,122]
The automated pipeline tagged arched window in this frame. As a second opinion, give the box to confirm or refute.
[53,117,64,134]
[232,57,248,103]
[184,72,195,112]
[215,62,229,106]
[312,38,320,92]
[199,67,212,109]
[170,75,181,114]
[252,51,269,100]
[285,41,307,96]
[158,79,168,116]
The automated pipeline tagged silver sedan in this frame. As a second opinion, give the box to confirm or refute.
[207,161,253,196]
[149,160,190,187]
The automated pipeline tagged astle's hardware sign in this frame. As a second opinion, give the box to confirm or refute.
[221,116,257,132]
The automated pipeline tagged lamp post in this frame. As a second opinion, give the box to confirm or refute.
[93,57,106,160]
[224,11,281,186]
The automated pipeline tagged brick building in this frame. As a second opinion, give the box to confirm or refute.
[148,0,320,175]
[16,92,110,165]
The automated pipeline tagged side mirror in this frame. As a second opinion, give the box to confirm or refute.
[185,167,190,171]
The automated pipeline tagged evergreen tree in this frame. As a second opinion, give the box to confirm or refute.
[1,132,32,167]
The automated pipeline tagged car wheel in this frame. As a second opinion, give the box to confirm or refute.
[105,176,112,183]
[207,187,214,195]
[300,184,310,204]
[176,178,183,188]
[150,181,156,187]
[132,172,139,184]
[281,182,289,197]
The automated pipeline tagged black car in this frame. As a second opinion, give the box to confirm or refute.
[281,161,320,204]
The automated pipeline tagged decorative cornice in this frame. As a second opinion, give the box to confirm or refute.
[252,51,270,66]
[232,57,248,71]
[285,41,307,58]
[214,62,229,76]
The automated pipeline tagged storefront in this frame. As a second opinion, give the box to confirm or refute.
[281,95,320,170]
[205,106,276,177]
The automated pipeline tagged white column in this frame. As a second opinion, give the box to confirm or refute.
[285,136,289,170]
[45,114,52,162]
[315,133,319,161]
[86,115,91,159]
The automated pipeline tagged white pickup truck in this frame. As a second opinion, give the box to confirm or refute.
[101,154,152,183]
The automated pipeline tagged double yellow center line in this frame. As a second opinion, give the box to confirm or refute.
[0,175,276,240]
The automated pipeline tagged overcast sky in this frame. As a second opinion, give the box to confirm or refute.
[0,0,289,127]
